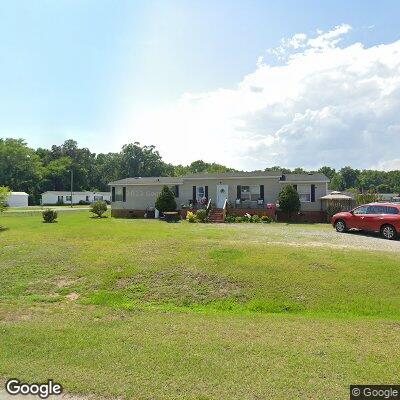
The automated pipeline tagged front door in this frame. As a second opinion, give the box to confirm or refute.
[216,185,228,208]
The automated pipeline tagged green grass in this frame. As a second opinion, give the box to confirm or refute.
[0,211,399,399]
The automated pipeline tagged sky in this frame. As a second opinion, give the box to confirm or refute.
[1,0,400,170]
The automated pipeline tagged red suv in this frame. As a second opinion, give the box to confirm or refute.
[332,203,400,240]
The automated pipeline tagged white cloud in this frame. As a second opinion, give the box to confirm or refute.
[116,25,400,170]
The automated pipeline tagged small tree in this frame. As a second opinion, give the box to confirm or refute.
[0,186,10,213]
[90,200,108,218]
[155,186,177,214]
[278,185,300,220]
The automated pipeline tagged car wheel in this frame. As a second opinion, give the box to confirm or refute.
[335,219,347,233]
[381,224,397,240]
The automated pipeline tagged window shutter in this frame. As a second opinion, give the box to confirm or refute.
[192,186,196,202]
[311,184,316,202]
[122,187,126,202]
[112,187,115,202]
[237,185,241,199]
[174,185,179,198]
[205,186,208,199]
[293,184,298,191]
[260,185,264,200]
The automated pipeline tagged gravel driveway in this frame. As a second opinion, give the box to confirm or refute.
[221,223,400,253]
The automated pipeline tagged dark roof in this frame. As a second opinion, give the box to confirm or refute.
[281,173,329,182]
[182,171,282,179]
[108,177,184,186]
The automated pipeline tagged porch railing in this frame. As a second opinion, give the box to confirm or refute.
[206,198,212,217]
[222,198,228,221]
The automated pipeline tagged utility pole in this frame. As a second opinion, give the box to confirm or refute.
[70,169,73,208]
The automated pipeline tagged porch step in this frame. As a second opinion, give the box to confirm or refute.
[208,208,225,222]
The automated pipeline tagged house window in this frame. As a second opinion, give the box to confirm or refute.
[297,185,311,202]
[57,195,63,203]
[196,186,205,200]
[115,187,123,201]
[66,195,72,202]
[241,186,260,201]
[86,196,89,202]
[94,195,103,201]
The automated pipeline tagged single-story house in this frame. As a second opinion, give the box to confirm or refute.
[41,191,111,205]
[380,193,400,203]
[108,172,330,221]
[6,192,29,207]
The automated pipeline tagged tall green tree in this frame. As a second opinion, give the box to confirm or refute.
[339,166,360,189]
[318,166,336,181]
[330,173,345,191]
[0,138,43,196]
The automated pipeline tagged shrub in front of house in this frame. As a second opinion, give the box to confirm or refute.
[195,209,207,223]
[186,211,196,223]
[261,215,273,223]
[90,200,108,218]
[278,185,300,220]
[42,209,58,223]
[225,214,270,223]
[225,215,236,223]
[78,200,90,205]
[155,185,177,215]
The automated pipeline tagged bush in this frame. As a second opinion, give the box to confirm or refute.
[155,186,177,214]
[235,216,244,223]
[278,186,300,220]
[195,209,207,223]
[90,200,108,217]
[78,200,89,205]
[225,215,236,223]
[250,215,262,223]
[186,211,196,223]
[261,215,273,223]
[42,209,58,223]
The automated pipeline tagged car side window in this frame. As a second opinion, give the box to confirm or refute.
[386,207,399,215]
[353,206,368,215]
[367,205,386,214]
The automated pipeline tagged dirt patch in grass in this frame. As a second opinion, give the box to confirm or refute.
[118,268,247,306]
[66,292,80,301]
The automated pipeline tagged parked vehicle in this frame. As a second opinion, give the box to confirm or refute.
[331,203,400,240]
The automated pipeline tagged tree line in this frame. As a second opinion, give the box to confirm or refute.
[1,138,400,204]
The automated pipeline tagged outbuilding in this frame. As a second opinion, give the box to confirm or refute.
[7,192,29,207]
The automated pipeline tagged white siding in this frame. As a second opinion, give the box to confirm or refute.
[7,193,29,207]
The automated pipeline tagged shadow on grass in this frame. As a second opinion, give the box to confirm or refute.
[0,226,9,232]
[89,215,108,219]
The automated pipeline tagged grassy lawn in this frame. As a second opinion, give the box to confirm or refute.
[0,211,399,399]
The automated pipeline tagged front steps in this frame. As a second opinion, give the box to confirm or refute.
[208,208,225,223]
